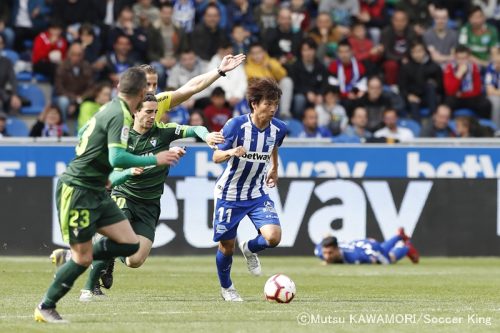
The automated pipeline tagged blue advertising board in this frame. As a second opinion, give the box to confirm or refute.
[1,145,500,178]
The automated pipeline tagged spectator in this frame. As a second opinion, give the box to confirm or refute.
[167,49,208,108]
[189,109,207,142]
[90,0,132,47]
[419,104,455,137]
[244,42,294,118]
[227,0,259,37]
[327,40,367,102]
[290,38,329,118]
[356,76,394,131]
[29,104,69,137]
[423,6,458,66]
[133,0,160,27]
[473,0,500,33]
[231,24,252,55]
[374,108,415,142]
[203,87,231,132]
[12,0,49,52]
[184,3,227,62]
[358,0,386,43]
[307,12,344,64]
[290,0,311,33]
[0,17,15,50]
[253,0,278,37]
[77,23,102,65]
[398,41,442,121]
[455,115,494,137]
[458,5,499,67]
[172,0,196,33]
[154,3,181,82]
[318,0,360,28]
[99,34,138,85]
[343,106,373,140]
[298,106,332,138]
[0,50,22,114]
[380,9,416,85]
[315,86,348,135]
[77,82,112,130]
[485,52,500,127]
[347,21,383,66]
[443,45,492,118]
[54,43,94,120]
[32,20,68,83]
[397,0,432,35]
[0,111,8,137]
[264,7,303,67]
[109,7,148,60]
[195,0,228,31]
[208,42,247,108]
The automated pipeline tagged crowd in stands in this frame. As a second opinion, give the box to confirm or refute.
[0,0,500,142]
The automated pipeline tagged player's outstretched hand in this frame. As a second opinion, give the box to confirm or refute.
[156,150,180,166]
[169,146,186,158]
[266,168,278,188]
[231,146,246,157]
[205,131,225,148]
[130,167,144,176]
[219,54,246,73]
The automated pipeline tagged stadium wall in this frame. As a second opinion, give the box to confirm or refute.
[1,176,499,256]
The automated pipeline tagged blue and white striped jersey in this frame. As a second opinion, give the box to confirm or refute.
[215,114,287,201]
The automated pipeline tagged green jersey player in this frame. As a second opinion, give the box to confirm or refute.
[35,67,181,323]
[78,92,224,300]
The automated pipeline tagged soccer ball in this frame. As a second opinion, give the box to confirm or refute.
[264,274,296,303]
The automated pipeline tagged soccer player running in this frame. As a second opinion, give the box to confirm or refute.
[50,54,246,297]
[212,78,288,301]
[35,68,181,323]
[314,228,420,265]
[78,92,224,300]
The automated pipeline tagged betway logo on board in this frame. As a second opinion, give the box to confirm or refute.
[407,152,500,178]
[196,152,367,178]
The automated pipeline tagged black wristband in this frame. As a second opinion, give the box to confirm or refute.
[217,67,226,77]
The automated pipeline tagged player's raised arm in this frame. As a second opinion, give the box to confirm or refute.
[169,54,246,108]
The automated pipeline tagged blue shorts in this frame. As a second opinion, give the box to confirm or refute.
[213,195,281,242]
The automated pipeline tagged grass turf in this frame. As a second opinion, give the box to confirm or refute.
[0,256,499,332]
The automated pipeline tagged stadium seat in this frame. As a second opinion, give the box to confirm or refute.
[448,120,457,134]
[6,117,29,137]
[16,71,32,81]
[17,83,45,115]
[419,108,431,118]
[0,49,19,64]
[33,73,49,83]
[454,108,477,118]
[398,118,421,137]
[479,119,498,131]
[332,134,362,143]
[285,119,304,138]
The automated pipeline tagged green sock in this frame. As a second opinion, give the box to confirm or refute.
[41,259,87,308]
[83,260,108,291]
[93,237,139,260]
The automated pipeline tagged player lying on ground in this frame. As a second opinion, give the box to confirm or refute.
[35,68,181,324]
[314,228,419,265]
[50,55,245,297]
[212,78,288,301]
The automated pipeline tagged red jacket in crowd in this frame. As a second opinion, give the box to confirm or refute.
[32,31,68,64]
[443,62,482,98]
[328,58,366,99]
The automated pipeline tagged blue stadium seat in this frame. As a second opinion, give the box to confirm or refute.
[448,120,457,134]
[479,119,498,131]
[454,108,477,118]
[33,73,49,83]
[398,118,421,137]
[6,117,29,137]
[419,108,431,118]
[0,49,19,64]
[332,134,362,143]
[285,119,304,138]
[16,71,32,81]
[17,83,46,115]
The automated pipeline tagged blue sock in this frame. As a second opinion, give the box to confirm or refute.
[247,235,269,253]
[390,245,409,261]
[380,235,403,254]
[216,250,232,289]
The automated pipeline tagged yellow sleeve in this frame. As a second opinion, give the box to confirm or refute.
[155,91,173,122]
[268,58,287,81]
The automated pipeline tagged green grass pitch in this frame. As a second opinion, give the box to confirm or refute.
[0,256,499,332]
